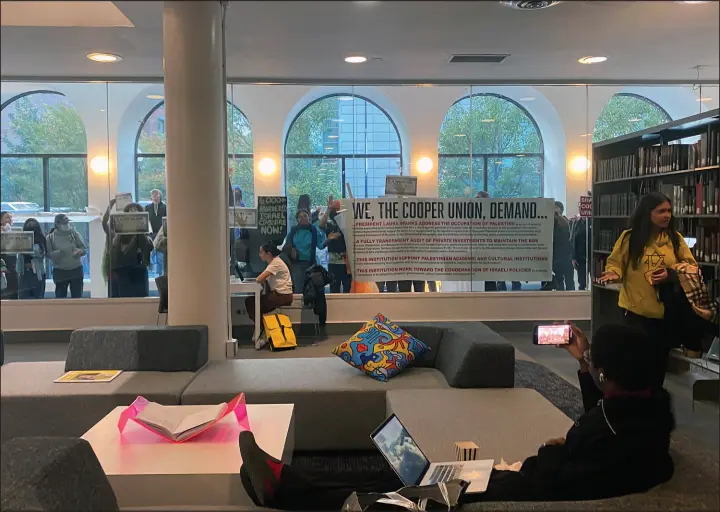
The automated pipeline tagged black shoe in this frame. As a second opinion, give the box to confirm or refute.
[239,430,283,506]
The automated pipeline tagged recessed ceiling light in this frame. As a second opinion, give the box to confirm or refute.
[344,56,367,64]
[628,118,642,122]
[677,1,711,4]
[338,96,354,101]
[578,56,608,64]
[481,119,495,123]
[87,52,122,63]
[146,94,164,100]
[519,97,535,101]
[696,97,713,102]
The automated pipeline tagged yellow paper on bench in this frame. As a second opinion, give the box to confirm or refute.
[262,313,297,350]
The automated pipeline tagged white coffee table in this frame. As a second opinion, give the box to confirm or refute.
[82,403,294,508]
[230,278,263,343]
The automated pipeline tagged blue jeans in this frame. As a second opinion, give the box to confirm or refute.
[151,249,165,276]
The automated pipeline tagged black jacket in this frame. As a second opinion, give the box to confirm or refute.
[553,214,572,264]
[485,371,675,502]
[571,218,591,262]
[302,265,331,325]
[145,202,167,236]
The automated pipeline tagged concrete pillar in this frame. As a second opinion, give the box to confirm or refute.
[163,1,229,360]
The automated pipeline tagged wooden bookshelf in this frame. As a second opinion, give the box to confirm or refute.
[591,109,720,357]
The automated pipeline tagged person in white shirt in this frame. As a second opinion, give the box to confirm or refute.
[245,242,294,325]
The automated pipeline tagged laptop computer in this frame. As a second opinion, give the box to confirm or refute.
[371,414,494,493]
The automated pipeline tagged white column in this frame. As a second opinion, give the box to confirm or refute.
[163,1,229,360]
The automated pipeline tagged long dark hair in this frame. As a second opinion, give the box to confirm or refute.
[297,194,311,212]
[626,192,680,270]
[22,218,47,252]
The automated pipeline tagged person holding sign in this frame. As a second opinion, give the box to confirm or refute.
[246,242,294,326]
[324,197,352,294]
[0,211,19,299]
[16,218,47,299]
[599,192,696,386]
[110,202,154,298]
[46,214,86,299]
[283,202,329,293]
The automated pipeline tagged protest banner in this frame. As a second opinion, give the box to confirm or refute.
[257,196,288,245]
[230,208,258,228]
[338,197,554,282]
[111,212,150,235]
[0,231,35,254]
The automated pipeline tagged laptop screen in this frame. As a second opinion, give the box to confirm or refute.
[371,415,430,486]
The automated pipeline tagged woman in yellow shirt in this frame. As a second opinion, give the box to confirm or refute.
[599,192,695,386]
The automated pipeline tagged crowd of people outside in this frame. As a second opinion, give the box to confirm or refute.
[1,189,595,299]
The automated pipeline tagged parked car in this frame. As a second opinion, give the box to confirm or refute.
[1,202,42,213]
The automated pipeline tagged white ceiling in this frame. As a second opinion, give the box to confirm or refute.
[0,1,133,27]
[0,0,718,82]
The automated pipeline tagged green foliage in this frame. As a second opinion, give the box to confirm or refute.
[593,94,671,143]
[135,102,254,203]
[285,97,341,221]
[438,95,542,198]
[1,95,88,210]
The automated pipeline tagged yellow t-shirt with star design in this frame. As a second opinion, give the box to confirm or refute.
[605,229,696,319]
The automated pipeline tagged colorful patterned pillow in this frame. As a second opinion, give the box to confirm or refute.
[332,313,430,382]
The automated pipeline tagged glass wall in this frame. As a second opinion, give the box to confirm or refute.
[1,81,717,301]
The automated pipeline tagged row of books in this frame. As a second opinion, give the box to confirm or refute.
[689,226,720,264]
[595,154,637,182]
[665,175,720,216]
[596,192,637,216]
[596,228,623,252]
[594,125,720,183]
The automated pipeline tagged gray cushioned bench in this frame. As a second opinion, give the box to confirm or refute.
[181,325,515,451]
[0,325,208,443]
[0,361,197,442]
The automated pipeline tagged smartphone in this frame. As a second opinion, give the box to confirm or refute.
[533,324,572,345]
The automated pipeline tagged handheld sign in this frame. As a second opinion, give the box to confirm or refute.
[385,176,418,197]
[257,196,288,244]
[1,231,35,254]
[111,212,150,235]
[230,208,258,228]
[579,196,592,218]
[115,193,133,212]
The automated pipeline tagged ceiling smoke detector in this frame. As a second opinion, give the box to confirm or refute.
[500,1,561,10]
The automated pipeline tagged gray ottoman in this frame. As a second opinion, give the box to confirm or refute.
[66,325,208,372]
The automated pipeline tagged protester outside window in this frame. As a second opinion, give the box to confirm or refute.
[46,214,86,298]
[283,201,329,293]
[110,202,154,298]
[16,218,47,299]
[324,197,351,293]
[552,201,575,291]
[0,211,19,299]
[145,189,167,276]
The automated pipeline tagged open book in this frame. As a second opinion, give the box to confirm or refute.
[134,402,227,442]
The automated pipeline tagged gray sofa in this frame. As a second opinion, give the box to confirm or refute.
[182,324,515,451]
[0,326,208,443]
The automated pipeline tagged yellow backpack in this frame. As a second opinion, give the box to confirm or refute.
[262,313,297,351]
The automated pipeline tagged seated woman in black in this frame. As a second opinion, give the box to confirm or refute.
[237,323,675,509]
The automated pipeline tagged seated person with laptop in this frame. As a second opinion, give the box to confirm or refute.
[238,322,675,509]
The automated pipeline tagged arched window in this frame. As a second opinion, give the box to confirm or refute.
[438,93,543,198]
[593,93,671,143]
[1,90,90,282]
[135,101,254,205]
[1,90,88,212]
[284,94,402,218]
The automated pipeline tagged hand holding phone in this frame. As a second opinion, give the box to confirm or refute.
[533,324,572,346]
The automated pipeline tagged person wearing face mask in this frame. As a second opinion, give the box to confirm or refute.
[237,322,675,509]
[46,214,87,298]
[282,201,329,293]
[0,211,19,299]
[110,203,154,297]
[145,189,167,277]
[16,218,47,299]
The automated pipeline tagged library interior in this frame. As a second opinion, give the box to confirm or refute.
[0,1,718,511]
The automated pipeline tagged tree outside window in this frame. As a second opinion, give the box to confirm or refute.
[438,94,543,199]
[135,101,254,205]
[593,94,671,143]
[284,94,402,222]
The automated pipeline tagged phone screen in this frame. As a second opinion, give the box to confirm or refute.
[534,325,571,345]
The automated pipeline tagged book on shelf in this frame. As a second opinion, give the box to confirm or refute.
[597,228,623,252]
[688,225,720,264]
[596,192,637,216]
[668,175,718,216]
[595,154,637,182]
